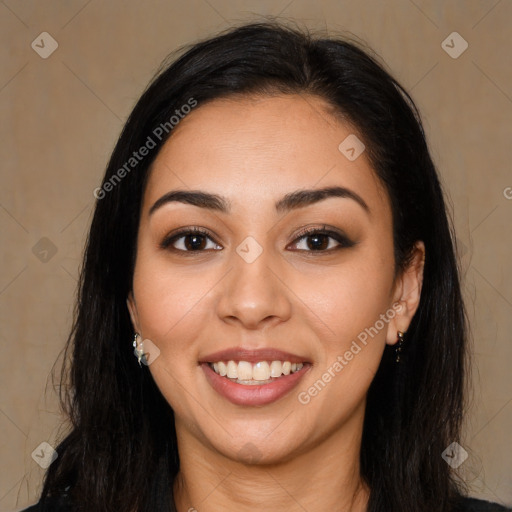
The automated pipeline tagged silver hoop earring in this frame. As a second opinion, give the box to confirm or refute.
[133,333,144,367]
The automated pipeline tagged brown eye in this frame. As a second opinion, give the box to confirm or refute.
[289,226,355,252]
[160,228,222,252]
[160,225,355,255]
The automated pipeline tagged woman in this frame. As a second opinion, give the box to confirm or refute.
[24,21,510,512]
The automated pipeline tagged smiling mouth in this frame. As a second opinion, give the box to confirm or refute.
[208,360,307,385]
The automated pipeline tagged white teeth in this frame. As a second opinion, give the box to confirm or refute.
[237,361,253,380]
[253,361,270,381]
[270,360,282,377]
[209,360,305,381]
[217,361,227,376]
[226,360,238,378]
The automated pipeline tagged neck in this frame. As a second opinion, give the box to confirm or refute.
[172,406,370,512]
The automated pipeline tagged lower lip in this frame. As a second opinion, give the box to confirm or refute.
[201,362,310,406]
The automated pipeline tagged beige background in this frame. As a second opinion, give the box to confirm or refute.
[1,1,511,510]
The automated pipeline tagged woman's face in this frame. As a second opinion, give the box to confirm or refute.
[128,93,424,464]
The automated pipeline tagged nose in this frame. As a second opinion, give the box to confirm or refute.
[215,242,292,330]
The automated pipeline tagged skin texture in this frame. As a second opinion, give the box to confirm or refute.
[127,93,425,512]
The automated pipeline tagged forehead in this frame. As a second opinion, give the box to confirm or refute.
[143,94,390,217]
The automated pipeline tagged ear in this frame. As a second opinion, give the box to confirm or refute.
[385,240,425,346]
[126,292,141,334]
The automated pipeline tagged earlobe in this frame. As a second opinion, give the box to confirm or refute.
[385,241,425,346]
[126,292,140,333]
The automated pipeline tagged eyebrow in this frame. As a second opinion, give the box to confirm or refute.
[148,186,371,217]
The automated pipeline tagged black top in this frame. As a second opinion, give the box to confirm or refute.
[457,499,511,511]
[21,495,512,511]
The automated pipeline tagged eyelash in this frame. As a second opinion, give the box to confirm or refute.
[160,225,355,255]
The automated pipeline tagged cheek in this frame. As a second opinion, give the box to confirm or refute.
[132,245,217,341]
[131,248,229,398]
[131,260,214,412]
[294,258,394,342]
[289,253,394,400]
[293,283,390,421]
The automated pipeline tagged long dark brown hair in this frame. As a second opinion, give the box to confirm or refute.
[41,20,469,511]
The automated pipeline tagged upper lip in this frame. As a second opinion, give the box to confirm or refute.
[199,347,311,364]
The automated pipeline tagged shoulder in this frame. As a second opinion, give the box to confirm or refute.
[20,495,71,512]
[457,496,511,511]
[21,494,510,512]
